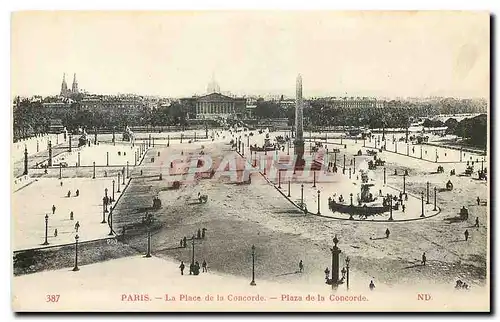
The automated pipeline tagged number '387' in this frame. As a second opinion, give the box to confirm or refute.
[46,295,60,302]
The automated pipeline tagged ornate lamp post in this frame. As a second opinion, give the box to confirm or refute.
[42,214,49,245]
[250,245,256,286]
[330,235,342,289]
[72,234,80,271]
[317,190,321,215]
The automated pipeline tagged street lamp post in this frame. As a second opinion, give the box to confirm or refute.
[102,196,107,223]
[72,234,80,271]
[288,180,291,197]
[42,214,49,245]
[313,171,316,188]
[301,184,304,209]
[112,180,115,202]
[278,170,282,189]
[250,245,256,286]
[434,187,437,211]
[126,161,129,178]
[383,167,386,185]
[145,214,153,258]
[59,163,62,180]
[92,161,96,179]
[426,181,430,204]
[317,190,321,215]
[403,173,406,195]
[349,168,351,179]
[389,194,393,221]
[191,234,195,265]
[117,173,121,192]
[343,155,346,174]
[420,192,425,217]
[345,256,350,291]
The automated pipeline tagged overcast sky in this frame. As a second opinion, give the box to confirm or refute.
[11,11,489,99]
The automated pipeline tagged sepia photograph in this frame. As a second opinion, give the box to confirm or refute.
[10,10,490,312]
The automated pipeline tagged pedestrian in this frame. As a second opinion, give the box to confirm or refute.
[299,260,304,273]
[202,228,207,239]
[67,190,71,198]
[54,229,58,237]
[324,267,330,280]
[140,170,143,176]
[402,204,406,212]
[76,189,79,197]
[183,236,187,248]
[52,205,56,214]
[197,228,201,239]
[75,221,80,232]
[475,217,479,228]
[70,211,74,220]
[60,181,63,187]
[180,239,183,248]
[465,229,469,241]
[421,252,427,266]
[179,261,185,275]
[189,263,194,275]
[202,260,207,272]
[477,196,480,206]
[369,280,376,290]
[385,228,390,239]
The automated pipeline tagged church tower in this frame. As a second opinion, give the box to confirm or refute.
[60,73,69,97]
[71,73,79,94]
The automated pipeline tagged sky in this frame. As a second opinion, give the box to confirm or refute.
[11,11,490,99]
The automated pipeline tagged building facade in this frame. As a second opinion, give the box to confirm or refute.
[60,73,79,98]
[181,93,247,120]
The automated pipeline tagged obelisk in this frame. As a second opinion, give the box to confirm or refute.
[294,74,305,167]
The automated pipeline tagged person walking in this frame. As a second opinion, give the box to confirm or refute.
[299,260,304,273]
[70,211,74,220]
[67,190,71,198]
[202,228,207,239]
[76,189,79,197]
[402,204,406,212]
[180,239,183,248]
[183,236,187,248]
[52,205,56,214]
[385,228,390,239]
[465,229,469,241]
[421,252,427,266]
[54,229,58,237]
[477,196,480,206]
[202,260,207,273]
[179,261,185,275]
[475,217,480,228]
[369,280,376,290]
[197,228,201,239]
[60,181,63,187]
[324,267,330,281]
[75,221,80,232]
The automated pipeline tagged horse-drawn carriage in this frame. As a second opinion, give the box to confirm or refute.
[464,166,474,176]
[375,158,385,166]
[367,149,378,156]
[478,169,487,180]
[197,192,208,203]
[437,165,444,173]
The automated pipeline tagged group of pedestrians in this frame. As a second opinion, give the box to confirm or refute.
[179,260,208,276]
[179,228,207,248]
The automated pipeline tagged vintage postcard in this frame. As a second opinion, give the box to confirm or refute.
[11,11,490,312]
